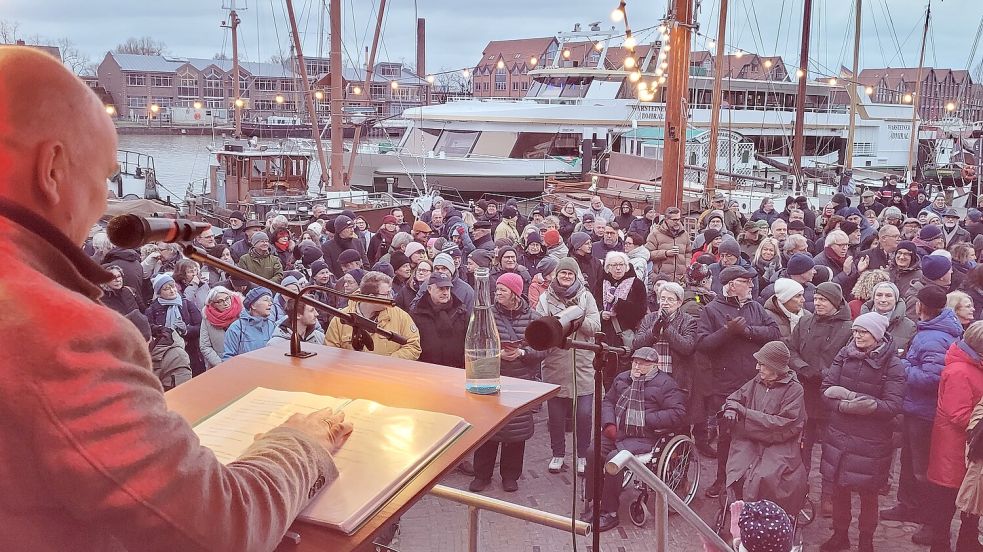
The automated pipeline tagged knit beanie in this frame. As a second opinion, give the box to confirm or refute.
[815,282,844,307]
[299,244,323,267]
[229,211,246,222]
[544,229,562,247]
[250,231,270,246]
[922,254,953,281]
[244,286,273,310]
[310,260,331,278]
[390,252,411,271]
[392,232,413,250]
[917,285,948,310]
[497,273,524,298]
[919,224,943,241]
[536,255,559,277]
[433,253,455,274]
[774,278,804,304]
[882,206,903,220]
[786,253,815,276]
[334,215,354,234]
[853,311,889,342]
[469,249,494,268]
[738,500,794,552]
[280,275,300,289]
[412,220,432,233]
[557,256,581,277]
[525,231,543,246]
[702,228,722,245]
[839,220,859,236]
[872,281,900,302]
[718,236,741,257]
[570,231,592,250]
[896,240,918,257]
[969,209,983,223]
[371,262,395,278]
[405,242,426,259]
[307,222,323,236]
[753,341,791,372]
[152,273,175,297]
[338,248,362,265]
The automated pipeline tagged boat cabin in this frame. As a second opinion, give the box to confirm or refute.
[207,144,312,206]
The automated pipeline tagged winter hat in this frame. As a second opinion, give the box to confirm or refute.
[697,253,717,265]
[831,192,850,208]
[738,500,794,552]
[371,261,395,278]
[917,285,948,310]
[853,311,889,341]
[280,275,300,289]
[922,254,953,281]
[882,206,903,220]
[334,215,354,234]
[570,231,592,250]
[382,214,398,225]
[243,286,273,310]
[719,265,756,285]
[839,220,859,236]
[872,281,900,302]
[390,251,411,271]
[544,229,562,247]
[497,273,524,297]
[581,213,595,224]
[469,249,494,268]
[707,209,725,223]
[476,199,489,211]
[815,281,844,307]
[229,211,247,222]
[338,249,362,265]
[502,205,519,219]
[968,208,983,223]
[405,242,426,258]
[412,220,432,233]
[786,253,815,276]
[919,224,943,241]
[152,274,175,297]
[525,231,543,246]
[702,228,722,245]
[299,244,323,266]
[686,262,711,284]
[310,260,331,278]
[250,231,270,246]
[788,220,806,231]
[897,240,918,257]
[536,255,559,276]
[556,256,582,277]
[753,341,791,372]
[774,278,804,304]
[932,248,952,259]
[812,265,833,284]
[718,236,741,257]
[433,253,455,274]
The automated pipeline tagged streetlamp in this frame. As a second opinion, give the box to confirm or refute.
[148,103,159,127]
[105,105,116,116]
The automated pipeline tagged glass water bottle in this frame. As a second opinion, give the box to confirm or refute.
[464,267,501,394]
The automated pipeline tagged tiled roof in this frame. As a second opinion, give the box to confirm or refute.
[476,37,557,69]
[109,53,296,78]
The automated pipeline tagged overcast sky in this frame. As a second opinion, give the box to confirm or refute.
[3,0,981,79]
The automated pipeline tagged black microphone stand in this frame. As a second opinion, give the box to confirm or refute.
[561,331,627,552]
[181,244,403,358]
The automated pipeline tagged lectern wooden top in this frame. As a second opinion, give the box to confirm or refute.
[164,341,559,551]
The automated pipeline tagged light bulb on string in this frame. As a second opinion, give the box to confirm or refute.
[655,68,664,77]
[659,75,667,84]
[865,86,874,95]
[828,78,837,85]
[611,6,625,22]
[637,81,648,92]
[706,39,715,49]
[497,60,505,69]
[563,49,571,59]
[661,61,669,69]
[658,24,667,33]
[734,50,744,58]
[594,42,604,51]
[624,35,637,50]
[795,69,804,79]
[946,101,956,112]
[629,70,641,82]
[624,56,637,69]
[903,93,912,103]
[764,59,773,68]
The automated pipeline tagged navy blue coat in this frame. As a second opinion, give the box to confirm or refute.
[902,308,963,421]
[600,370,687,452]
[697,295,782,396]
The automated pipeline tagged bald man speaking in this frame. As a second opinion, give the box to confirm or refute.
[0,47,352,551]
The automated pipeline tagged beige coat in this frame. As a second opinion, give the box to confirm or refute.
[537,284,601,398]
[0,202,336,552]
[324,303,423,360]
[645,222,692,282]
[957,400,983,515]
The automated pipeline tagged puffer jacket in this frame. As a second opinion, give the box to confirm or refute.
[891,259,922,298]
[902,308,963,421]
[222,311,278,360]
[859,299,917,353]
[411,294,469,368]
[600,370,687,446]
[199,317,229,369]
[645,222,692,282]
[537,283,601,398]
[266,317,325,349]
[788,301,853,420]
[697,294,782,396]
[931,341,983,490]
[489,299,546,442]
[820,340,906,490]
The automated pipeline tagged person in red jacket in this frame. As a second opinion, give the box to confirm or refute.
[926,322,983,552]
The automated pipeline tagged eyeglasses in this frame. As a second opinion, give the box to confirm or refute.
[832,242,849,247]
[667,217,682,222]
[851,328,871,336]
[501,254,517,260]
[210,296,232,306]
[608,262,627,268]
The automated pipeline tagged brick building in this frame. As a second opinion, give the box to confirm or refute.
[859,67,983,122]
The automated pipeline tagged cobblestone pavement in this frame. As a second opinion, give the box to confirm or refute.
[390,408,940,552]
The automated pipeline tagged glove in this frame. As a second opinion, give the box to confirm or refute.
[172,320,188,336]
[725,317,747,335]
[824,386,857,401]
[838,395,878,415]
[602,424,618,441]
[723,410,739,423]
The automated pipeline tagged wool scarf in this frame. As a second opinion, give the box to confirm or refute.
[602,275,636,311]
[550,275,583,301]
[156,296,185,329]
[205,294,243,329]
[614,369,658,437]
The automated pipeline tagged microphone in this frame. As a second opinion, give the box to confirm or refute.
[108,215,212,249]
[525,305,586,351]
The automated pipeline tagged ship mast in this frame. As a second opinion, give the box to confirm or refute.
[284,0,338,190]
[345,0,387,187]
[222,1,244,139]
[660,0,694,210]
[907,0,932,182]
[845,0,862,171]
[791,0,813,185]
[704,0,728,200]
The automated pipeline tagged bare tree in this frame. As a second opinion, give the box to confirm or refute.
[435,66,472,94]
[114,37,167,56]
[0,19,20,43]
[57,37,93,76]
[268,54,286,65]
[213,52,229,60]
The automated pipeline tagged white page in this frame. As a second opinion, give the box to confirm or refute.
[194,388,350,464]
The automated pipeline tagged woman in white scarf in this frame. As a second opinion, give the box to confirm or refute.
[763,278,810,341]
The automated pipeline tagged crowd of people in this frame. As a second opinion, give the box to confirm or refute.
[87,187,983,551]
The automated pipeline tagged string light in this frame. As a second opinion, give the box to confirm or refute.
[661,61,669,69]
[658,24,667,33]
[624,56,637,69]
[903,93,913,103]
[497,60,505,69]
[149,104,160,113]
[734,50,745,58]
[530,56,538,66]
[655,68,664,77]
[828,77,837,85]
[795,69,804,79]
[193,101,203,109]
[611,5,625,22]
[637,82,648,92]
[461,69,470,78]
[275,95,285,104]
[865,86,874,95]
[629,70,642,82]
[763,59,773,68]
[234,98,245,108]
[563,49,571,59]
[946,101,956,111]
[426,75,435,84]
[391,81,399,90]
[594,42,604,51]
[664,44,671,52]
[313,91,324,100]
[624,33,637,50]
[658,75,667,84]
[105,105,116,115]
[352,86,362,95]
[706,39,715,49]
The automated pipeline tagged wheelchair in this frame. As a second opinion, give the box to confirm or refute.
[618,431,701,527]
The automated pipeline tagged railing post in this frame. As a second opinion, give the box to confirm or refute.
[467,505,480,552]
[654,491,669,552]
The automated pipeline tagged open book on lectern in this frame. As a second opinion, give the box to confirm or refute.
[193,387,470,534]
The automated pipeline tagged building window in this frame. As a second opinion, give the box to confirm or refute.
[127,96,148,108]
[203,77,224,98]
[370,84,386,98]
[379,64,400,78]
[280,80,298,92]
[149,74,172,87]
[278,101,297,111]
[151,96,172,107]
[178,74,199,97]
[253,99,274,111]
[205,99,224,109]
[127,74,146,86]
[513,81,520,91]
[495,68,507,91]
[255,79,276,91]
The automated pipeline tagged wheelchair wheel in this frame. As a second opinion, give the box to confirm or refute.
[656,435,701,508]
[797,496,816,527]
[621,467,634,490]
[629,498,649,527]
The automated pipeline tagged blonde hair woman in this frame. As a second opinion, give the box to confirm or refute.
[849,268,890,319]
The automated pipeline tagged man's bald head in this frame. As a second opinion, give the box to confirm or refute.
[0,46,118,245]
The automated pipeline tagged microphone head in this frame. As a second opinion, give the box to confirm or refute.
[525,316,563,351]
[106,214,147,249]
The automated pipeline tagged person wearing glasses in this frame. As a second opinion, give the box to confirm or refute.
[600,251,647,389]
[199,286,243,370]
[814,229,867,292]
[325,271,422,359]
[819,312,905,552]
[645,207,692,283]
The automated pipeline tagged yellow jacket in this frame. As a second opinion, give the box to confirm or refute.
[324,303,422,360]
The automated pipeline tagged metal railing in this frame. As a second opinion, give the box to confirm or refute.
[607,450,734,552]
[117,150,156,176]
[429,484,590,552]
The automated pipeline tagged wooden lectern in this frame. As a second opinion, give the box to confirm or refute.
[164,342,559,551]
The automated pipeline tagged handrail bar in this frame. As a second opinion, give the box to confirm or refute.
[607,449,735,552]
